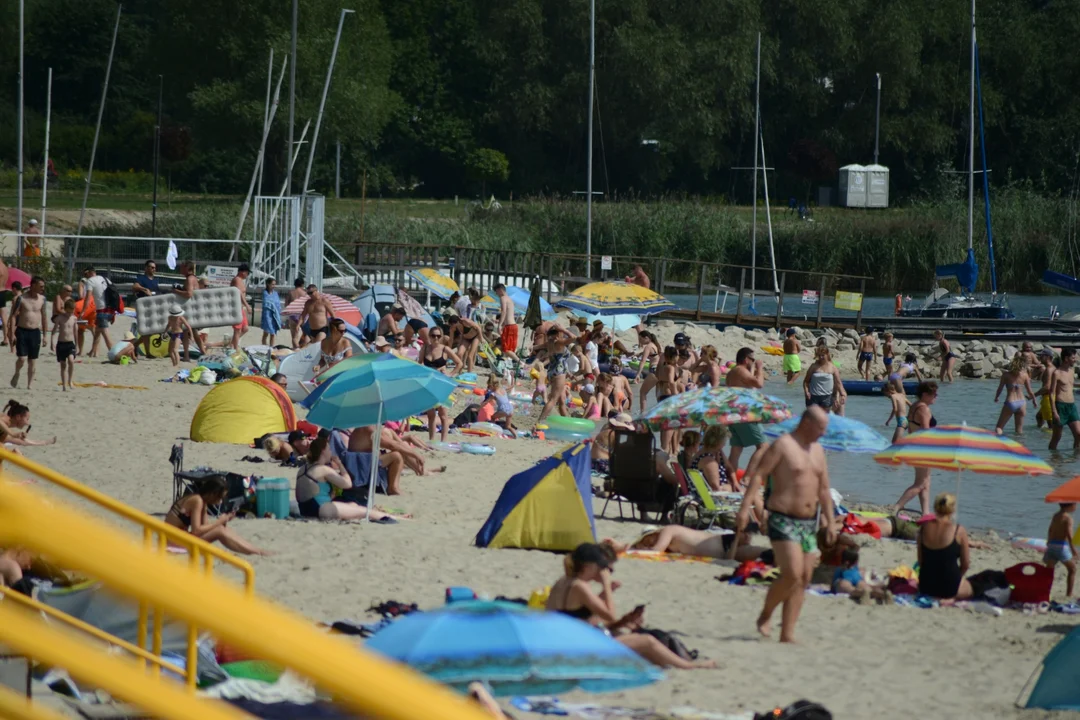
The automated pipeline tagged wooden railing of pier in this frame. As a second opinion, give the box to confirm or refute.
[349,242,873,329]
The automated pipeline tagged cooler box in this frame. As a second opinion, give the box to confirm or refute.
[256,477,291,519]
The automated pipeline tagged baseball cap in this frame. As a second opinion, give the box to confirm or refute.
[1039,347,1055,357]
[674,332,689,345]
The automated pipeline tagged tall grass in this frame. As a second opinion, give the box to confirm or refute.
[82,188,1077,293]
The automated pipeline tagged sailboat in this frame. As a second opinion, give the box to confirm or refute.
[900,0,1013,320]
[746,32,779,314]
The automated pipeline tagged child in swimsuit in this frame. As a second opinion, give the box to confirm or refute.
[883,383,911,443]
[166,305,196,366]
[882,332,895,371]
[1044,502,1077,597]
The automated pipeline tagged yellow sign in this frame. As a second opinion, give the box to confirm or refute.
[835,291,863,311]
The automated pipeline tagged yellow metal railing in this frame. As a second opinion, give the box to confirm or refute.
[0,447,253,690]
[0,471,492,720]
[0,683,68,720]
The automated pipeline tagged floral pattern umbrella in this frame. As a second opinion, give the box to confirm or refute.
[765,413,889,453]
[636,387,792,431]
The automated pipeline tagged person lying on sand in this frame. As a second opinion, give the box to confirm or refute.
[263,430,312,465]
[165,475,269,556]
[602,526,770,564]
[546,543,716,670]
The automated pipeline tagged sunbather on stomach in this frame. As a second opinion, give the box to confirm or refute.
[602,526,770,564]
[546,543,717,670]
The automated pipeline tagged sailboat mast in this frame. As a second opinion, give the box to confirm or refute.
[750,33,761,298]
[968,0,976,254]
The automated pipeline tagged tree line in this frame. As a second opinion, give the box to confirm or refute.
[1,0,1078,203]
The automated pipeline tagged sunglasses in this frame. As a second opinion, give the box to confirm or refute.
[430,333,442,338]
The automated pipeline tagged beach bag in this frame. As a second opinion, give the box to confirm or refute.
[103,278,124,314]
[452,404,481,427]
[887,575,918,596]
[636,628,697,661]
[1004,562,1054,604]
[755,700,832,720]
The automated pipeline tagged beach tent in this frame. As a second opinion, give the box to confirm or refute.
[353,284,435,339]
[475,443,595,551]
[1023,626,1080,709]
[190,376,297,444]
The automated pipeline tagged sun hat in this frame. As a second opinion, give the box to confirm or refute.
[169,305,184,317]
[582,383,595,394]
[609,413,634,431]
[374,336,390,348]
[28,219,38,226]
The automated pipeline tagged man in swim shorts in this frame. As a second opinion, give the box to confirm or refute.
[10,276,48,389]
[782,328,802,383]
[857,328,877,381]
[736,406,834,644]
[494,283,519,354]
[725,347,770,471]
[1049,347,1080,450]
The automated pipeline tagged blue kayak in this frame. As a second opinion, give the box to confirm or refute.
[843,380,919,396]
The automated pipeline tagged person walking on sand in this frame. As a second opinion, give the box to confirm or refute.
[782,328,802,383]
[54,298,78,391]
[286,279,307,348]
[80,267,112,358]
[300,285,335,346]
[1050,348,1080,450]
[993,354,1037,436]
[10,276,48,390]
[1045,502,1077,598]
[735,406,835,643]
[725,347,769,471]
[934,330,959,383]
[857,328,878,381]
[48,284,72,352]
[494,283,519,354]
[894,381,939,515]
[1035,348,1056,431]
[229,263,251,350]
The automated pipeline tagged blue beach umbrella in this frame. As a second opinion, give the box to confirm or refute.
[365,600,663,696]
[764,413,889,453]
[481,286,557,320]
[304,357,457,517]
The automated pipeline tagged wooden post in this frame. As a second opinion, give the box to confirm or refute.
[815,274,825,328]
[695,263,707,321]
[774,272,786,328]
[358,169,367,245]
[396,246,405,288]
[452,247,463,291]
[658,259,668,295]
[545,255,553,303]
[855,278,867,330]
[355,243,364,266]
[734,268,746,324]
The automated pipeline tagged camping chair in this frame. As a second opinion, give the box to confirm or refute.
[170,443,191,505]
[170,443,243,516]
[675,469,726,530]
[600,430,675,522]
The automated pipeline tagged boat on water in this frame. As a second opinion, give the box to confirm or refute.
[899,0,1013,321]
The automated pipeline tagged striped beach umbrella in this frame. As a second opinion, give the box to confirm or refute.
[874,424,1052,514]
[282,293,361,326]
[407,268,460,300]
[555,281,676,316]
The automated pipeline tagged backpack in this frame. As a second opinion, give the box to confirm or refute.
[636,628,697,661]
[103,278,125,314]
[754,700,832,720]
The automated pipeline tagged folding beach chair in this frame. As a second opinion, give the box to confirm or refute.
[600,430,675,522]
[170,443,191,505]
[675,469,726,530]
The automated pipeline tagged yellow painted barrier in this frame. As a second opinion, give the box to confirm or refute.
[0,683,69,720]
[0,604,251,720]
[0,480,492,720]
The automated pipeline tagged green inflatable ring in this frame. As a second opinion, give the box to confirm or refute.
[544,416,596,434]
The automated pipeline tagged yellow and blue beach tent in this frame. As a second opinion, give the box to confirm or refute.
[475,443,596,551]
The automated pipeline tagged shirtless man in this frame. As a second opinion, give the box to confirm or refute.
[725,347,769,471]
[736,406,835,643]
[171,263,207,355]
[49,285,72,352]
[300,285,335,345]
[286,279,308,348]
[230,263,251,350]
[782,328,802,383]
[343,426,409,493]
[1049,347,1080,450]
[857,328,878,381]
[603,526,768,564]
[494,283,519,354]
[11,276,48,389]
[377,303,406,338]
[1035,348,1056,430]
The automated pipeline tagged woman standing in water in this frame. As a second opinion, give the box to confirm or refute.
[934,330,959,383]
[993,355,1037,435]
[894,381,939,516]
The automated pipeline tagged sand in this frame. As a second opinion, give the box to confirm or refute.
[4,325,1078,720]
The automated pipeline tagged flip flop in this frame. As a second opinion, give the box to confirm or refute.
[374,516,399,525]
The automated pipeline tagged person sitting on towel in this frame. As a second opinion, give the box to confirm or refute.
[345,425,433,482]
[295,435,404,523]
[165,475,269,555]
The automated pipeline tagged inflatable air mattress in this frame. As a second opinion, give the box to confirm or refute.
[842,380,919,396]
[136,287,244,335]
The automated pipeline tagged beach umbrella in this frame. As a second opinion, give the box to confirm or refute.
[396,288,428,321]
[305,357,457,518]
[308,352,393,387]
[577,312,641,333]
[365,600,663,696]
[522,279,544,331]
[282,294,361,326]
[6,267,30,290]
[1044,476,1080,504]
[481,286,556,321]
[765,413,889,453]
[407,268,460,301]
[873,424,1052,513]
[555,281,677,316]
[636,386,792,432]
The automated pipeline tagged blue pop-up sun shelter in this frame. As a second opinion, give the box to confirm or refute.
[1022,625,1080,710]
[476,443,596,551]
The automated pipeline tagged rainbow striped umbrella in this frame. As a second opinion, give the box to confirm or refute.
[873,424,1052,514]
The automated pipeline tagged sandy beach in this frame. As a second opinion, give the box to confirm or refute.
[5,323,1079,720]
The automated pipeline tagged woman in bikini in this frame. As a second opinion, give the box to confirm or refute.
[449,314,483,373]
[418,326,464,443]
[692,345,723,388]
[295,435,402,523]
[538,324,578,422]
[654,346,680,454]
[604,362,633,411]
[934,330,959,383]
[165,475,269,555]
[689,425,739,492]
[0,400,56,447]
[545,543,716,669]
[889,352,922,394]
[632,330,662,391]
[894,381,939,516]
[993,354,1037,435]
[314,319,353,373]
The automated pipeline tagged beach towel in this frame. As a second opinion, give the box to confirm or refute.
[262,290,282,335]
[328,431,388,499]
[840,513,882,540]
[618,550,721,566]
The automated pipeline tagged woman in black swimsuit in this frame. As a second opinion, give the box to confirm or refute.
[894,381,939,516]
[917,493,973,600]
[419,326,464,443]
[448,315,482,373]
[934,330,958,383]
[545,543,716,669]
[690,425,739,492]
[164,475,267,555]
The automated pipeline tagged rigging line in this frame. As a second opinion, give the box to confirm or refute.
[593,78,611,201]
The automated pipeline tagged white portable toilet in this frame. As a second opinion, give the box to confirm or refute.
[838,164,867,207]
[865,164,890,208]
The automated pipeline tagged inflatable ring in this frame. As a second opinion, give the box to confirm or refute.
[509,390,533,403]
[761,345,784,356]
[544,416,596,434]
[464,422,503,436]
[472,387,486,396]
[542,428,592,443]
[461,442,496,455]
[430,441,462,453]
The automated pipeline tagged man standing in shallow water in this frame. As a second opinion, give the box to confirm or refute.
[735,406,835,643]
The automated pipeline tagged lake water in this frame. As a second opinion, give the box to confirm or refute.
[736,379,1078,539]
[669,292,1080,322]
